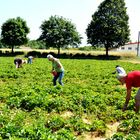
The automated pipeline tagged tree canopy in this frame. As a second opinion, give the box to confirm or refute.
[39,15,82,56]
[86,0,130,56]
[27,40,46,49]
[1,17,30,53]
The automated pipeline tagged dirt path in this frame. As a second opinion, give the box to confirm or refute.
[60,111,120,140]
[105,122,120,138]
[78,122,120,140]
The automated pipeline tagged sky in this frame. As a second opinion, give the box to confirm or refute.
[0,0,140,46]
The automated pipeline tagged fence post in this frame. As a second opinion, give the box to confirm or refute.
[137,31,140,57]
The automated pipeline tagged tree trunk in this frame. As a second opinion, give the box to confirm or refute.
[11,46,14,54]
[57,47,60,58]
[105,45,109,57]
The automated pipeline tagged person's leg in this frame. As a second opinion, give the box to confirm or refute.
[30,59,32,64]
[135,88,140,113]
[28,58,31,64]
[29,58,32,64]
[58,72,64,86]
[53,74,59,86]
[16,62,19,68]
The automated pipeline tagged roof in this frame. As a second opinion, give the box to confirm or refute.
[125,42,140,45]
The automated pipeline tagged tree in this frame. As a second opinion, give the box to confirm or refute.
[0,39,8,48]
[1,17,30,53]
[39,15,82,56]
[86,0,130,57]
[27,40,46,49]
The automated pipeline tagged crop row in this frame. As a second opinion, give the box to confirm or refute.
[0,57,140,139]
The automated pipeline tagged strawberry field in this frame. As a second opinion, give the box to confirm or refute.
[0,57,140,140]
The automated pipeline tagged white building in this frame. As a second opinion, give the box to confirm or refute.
[116,42,140,52]
[111,42,140,56]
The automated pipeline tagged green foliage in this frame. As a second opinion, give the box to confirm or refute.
[79,46,105,51]
[106,133,125,140]
[90,119,106,136]
[39,15,82,55]
[107,132,140,140]
[45,115,65,132]
[1,17,30,53]
[27,40,46,49]
[117,117,140,134]
[86,0,130,56]
[0,57,139,139]
[0,39,9,48]
[56,129,76,140]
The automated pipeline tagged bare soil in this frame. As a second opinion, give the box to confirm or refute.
[78,122,120,140]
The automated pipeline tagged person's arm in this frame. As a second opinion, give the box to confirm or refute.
[15,62,19,68]
[122,88,132,111]
[57,63,61,68]
[56,60,62,69]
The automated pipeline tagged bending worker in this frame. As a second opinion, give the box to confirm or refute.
[14,58,27,68]
[117,70,140,113]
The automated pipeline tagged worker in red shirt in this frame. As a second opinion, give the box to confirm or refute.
[117,71,140,113]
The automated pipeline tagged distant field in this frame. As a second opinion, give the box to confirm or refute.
[0,48,137,58]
